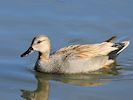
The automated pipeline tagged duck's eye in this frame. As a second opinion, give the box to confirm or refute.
[37,41,41,44]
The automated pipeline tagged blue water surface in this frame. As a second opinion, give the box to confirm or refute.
[0,0,133,100]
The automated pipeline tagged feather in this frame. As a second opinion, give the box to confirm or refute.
[55,42,117,60]
[105,36,116,42]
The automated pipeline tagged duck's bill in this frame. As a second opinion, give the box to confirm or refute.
[20,47,34,57]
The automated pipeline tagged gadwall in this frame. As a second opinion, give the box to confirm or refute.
[21,35,130,74]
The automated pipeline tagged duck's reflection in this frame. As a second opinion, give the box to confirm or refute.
[21,74,49,100]
[21,68,119,100]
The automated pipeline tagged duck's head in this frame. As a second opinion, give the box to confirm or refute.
[21,35,50,57]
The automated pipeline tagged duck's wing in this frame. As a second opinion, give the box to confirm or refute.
[54,42,118,60]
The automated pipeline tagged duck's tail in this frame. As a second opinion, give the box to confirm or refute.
[112,41,130,55]
[105,36,130,59]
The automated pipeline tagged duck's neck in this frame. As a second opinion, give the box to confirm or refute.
[39,52,50,61]
[35,51,50,71]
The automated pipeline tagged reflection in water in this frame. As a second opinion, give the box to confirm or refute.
[21,75,49,100]
[21,68,119,100]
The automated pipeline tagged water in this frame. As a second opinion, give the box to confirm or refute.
[0,0,133,100]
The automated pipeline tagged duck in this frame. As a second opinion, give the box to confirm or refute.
[21,35,130,74]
